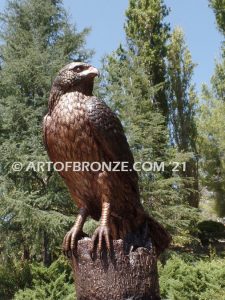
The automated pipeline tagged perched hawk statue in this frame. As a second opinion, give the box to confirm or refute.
[43,62,171,257]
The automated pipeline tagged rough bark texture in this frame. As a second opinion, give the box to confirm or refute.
[70,238,161,300]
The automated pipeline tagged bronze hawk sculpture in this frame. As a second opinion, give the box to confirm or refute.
[43,62,171,257]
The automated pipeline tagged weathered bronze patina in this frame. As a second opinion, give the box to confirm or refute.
[43,62,171,299]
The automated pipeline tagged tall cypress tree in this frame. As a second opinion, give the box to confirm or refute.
[125,0,170,120]
[167,28,199,208]
[100,45,198,241]
[209,0,225,36]
[0,0,92,266]
[197,0,225,216]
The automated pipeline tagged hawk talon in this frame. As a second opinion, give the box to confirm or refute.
[90,225,112,258]
[62,229,87,258]
[65,250,72,259]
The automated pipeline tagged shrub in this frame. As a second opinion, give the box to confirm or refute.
[159,255,225,300]
[0,260,32,299]
[14,257,75,300]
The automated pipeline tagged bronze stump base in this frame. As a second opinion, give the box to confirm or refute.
[70,238,160,300]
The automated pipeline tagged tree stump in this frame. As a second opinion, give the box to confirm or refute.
[70,238,161,300]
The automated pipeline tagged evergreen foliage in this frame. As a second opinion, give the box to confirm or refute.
[209,0,225,36]
[198,88,225,216]
[167,27,199,207]
[125,0,170,119]
[159,255,225,300]
[0,0,224,298]
[14,258,75,300]
[99,0,200,240]
[0,0,92,270]
[0,260,32,299]
[198,0,225,216]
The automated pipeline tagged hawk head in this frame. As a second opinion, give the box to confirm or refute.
[53,62,99,95]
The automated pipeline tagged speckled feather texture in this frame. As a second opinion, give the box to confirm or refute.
[43,62,171,255]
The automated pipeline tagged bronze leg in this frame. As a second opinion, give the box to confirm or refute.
[91,202,112,257]
[63,207,88,257]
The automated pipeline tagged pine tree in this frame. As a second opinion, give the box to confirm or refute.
[125,0,170,120]
[98,0,201,243]
[197,1,225,216]
[100,48,199,242]
[0,0,92,269]
[198,89,225,216]
[167,28,199,208]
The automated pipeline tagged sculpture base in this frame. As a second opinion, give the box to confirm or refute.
[70,238,160,300]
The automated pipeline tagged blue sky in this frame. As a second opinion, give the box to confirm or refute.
[0,0,222,92]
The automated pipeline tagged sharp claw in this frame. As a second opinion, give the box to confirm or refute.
[91,229,98,244]
[98,231,103,252]
[66,250,72,258]
[105,231,111,251]
[62,228,86,258]
[63,232,70,251]
[91,228,99,253]
[73,248,78,257]
[71,232,77,249]
[90,226,112,259]
[90,249,96,260]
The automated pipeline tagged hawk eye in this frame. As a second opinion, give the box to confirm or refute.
[75,66,83,72]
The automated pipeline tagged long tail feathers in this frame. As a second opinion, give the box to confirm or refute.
[110,213,171,255]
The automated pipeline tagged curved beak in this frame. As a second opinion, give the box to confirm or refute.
[81,66,100,78]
